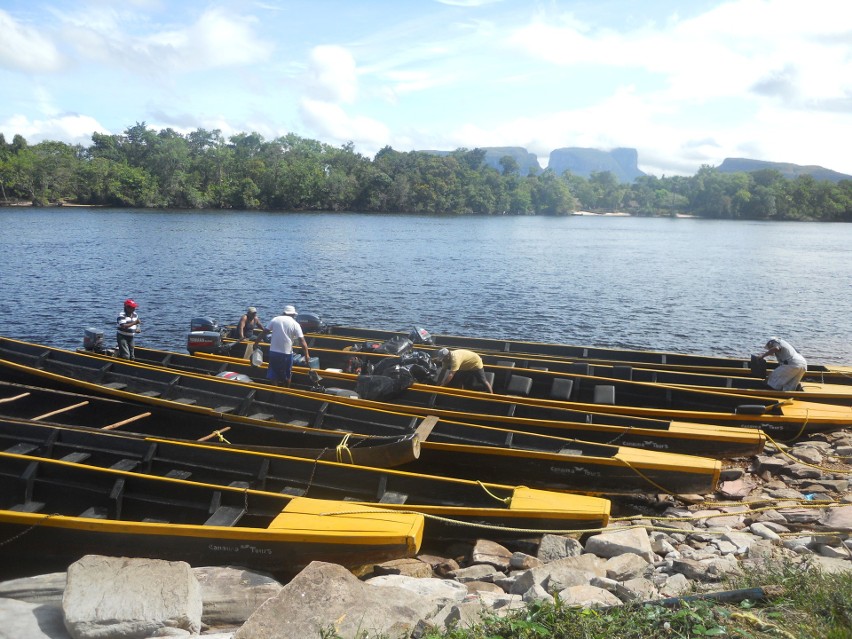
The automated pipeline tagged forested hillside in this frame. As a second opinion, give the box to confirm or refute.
[1,123,849,221]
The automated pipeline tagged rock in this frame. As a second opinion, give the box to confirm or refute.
[509,551,541,571]
[366,574,467,609]
[659,573,691,597]
[417,554,460,577]
[818,545,850,559]
[0,572,66,604]
[790,447,824,465]
[821,505,852,531]
[749,523,781,542]
[604,553,650,581]
[430,599,486,632]
[719,468,744,481]
[536,534,583,562]
[448,564,500,583]
[464,580,504,595]
[718,477,757,500]
[808,556,852,574]
[236,562,439,639]
[521,583,554,604]
[751,456,788,475]
[372,557,434,578]
[557,584,622,608]
[0,598,70,639]
[786,465,824,480]
[584,528,654,562]
[615,577,658,602]
[471,539,513,570]
[781,508,824,525]
[62,556,202,639]
[192,566,282,629]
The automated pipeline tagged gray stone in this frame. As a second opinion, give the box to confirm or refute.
[192,566,282,629]
[604,553,650,581]
[521,583,554,604]
[584,528,654,562]
[0,572,66,604]
[821,505,852,531]
[650,532,676,555]
[0,598,70,639]
[751,455,788,474]
[659,573,691,597]
[808,556,852,574]
[786,465,824,480]
[62,556,202,639]
[471,539,513,570]
[449,564,500,583]
[749,522,781,542]
[509,551,541,571]
[465,580,504,595]
[781,508,824,525]
[372,557,434,578]
[366,574,467,608]
[236,562,439,639]
[557,584,622,608]
[790,447,824,465]
[615,577,658,602]
[536,534,583,562]
[818,545,850,559]
[718,477,757,500]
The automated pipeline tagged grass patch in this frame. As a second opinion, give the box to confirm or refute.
[416,560,852,639]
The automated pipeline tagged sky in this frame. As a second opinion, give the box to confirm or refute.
[1,0,851,177]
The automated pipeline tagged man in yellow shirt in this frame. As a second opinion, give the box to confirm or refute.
[433,348,493,393]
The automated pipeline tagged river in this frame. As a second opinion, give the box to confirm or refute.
[1,208,850,365]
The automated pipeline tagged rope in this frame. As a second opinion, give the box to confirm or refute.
[613,454,702,503]
[762,430,852,475]
[335,434,354,464]
[214,430,231,444]
[476,481,512,506]
[0,513,59,547]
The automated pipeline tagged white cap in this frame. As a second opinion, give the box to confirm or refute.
[283,305,297,316]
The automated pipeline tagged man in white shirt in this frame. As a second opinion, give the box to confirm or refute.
[757,337,808,391]
[116,298,141,360]
[264,305,311,386]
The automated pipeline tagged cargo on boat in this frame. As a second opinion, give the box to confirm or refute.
[0,337,722,494]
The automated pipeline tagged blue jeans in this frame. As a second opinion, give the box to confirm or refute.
[266,351,293,384]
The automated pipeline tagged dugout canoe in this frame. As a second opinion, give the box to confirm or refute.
[298,327,852,383]
[0,450,423,580]
[83,343,764,459]
[0,337,721,494]
[0,416,611,540]
[209,342,850,439]
[0,380,426,467]
[254,341,852,406]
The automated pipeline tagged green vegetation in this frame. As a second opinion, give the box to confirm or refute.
[412,562,852,639]
[1,123,850,220]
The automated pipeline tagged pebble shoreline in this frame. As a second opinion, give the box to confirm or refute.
[1,428,851,638]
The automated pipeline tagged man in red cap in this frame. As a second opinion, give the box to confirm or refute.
[116,298,141,360]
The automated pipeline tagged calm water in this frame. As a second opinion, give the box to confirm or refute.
[1,208,850,365]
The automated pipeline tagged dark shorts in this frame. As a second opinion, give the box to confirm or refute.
[266,351,294,382]
[450,367,489,390]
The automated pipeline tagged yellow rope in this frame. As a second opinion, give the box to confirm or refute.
[476,481,512,506]
[335,433,354,464]
[731,612,797,639]
[763,430,852,475]
[613,454,701,503]
[214,430,231,444]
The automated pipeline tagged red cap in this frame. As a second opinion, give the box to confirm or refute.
[124,298,138,308]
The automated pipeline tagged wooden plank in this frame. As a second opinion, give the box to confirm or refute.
[102,382,127,390]
[100,412,152,431]
[4,443,39,455]
[31,401,89,421]
[197,427,232,442]
[204,506,245,527]
[0,392,31,404]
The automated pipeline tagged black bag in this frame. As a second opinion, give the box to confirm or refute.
[355,368,414,400]
[376,336,413,356]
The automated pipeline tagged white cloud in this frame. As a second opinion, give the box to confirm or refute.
[0,9,65,73]
[0,113,108,145]
[305,45,359,104]
[299,98,389,152]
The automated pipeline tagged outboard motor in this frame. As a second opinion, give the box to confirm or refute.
[82,328,113,355]
[187,317,225,355]
[408,326,434,345]
[296,312,325,334]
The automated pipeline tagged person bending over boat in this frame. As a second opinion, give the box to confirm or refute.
[757,337,807,391]
[116,298,141,360]
[264,305,310,387]
[433,348,494,393]
[234,306,264,340]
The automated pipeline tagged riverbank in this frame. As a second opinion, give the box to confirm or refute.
[2,426,850,638]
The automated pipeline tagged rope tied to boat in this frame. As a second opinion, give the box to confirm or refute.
[336,433,354,464]
[477,481,512,505]
[762,429,852,475]
[613,454,701,504]
[213,430,231,444]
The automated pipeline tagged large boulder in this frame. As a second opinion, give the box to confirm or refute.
[62,556,202,639]
[0,598,70,639]
[234,562,441,639]
[192,566,283,629]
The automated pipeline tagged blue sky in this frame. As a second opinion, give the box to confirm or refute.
[1,0,850,176]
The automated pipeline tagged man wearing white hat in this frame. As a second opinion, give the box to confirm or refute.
[264,305,311,386]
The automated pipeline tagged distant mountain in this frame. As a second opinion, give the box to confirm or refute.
[716,158,851,183]
[419,147,542,175]
[547,147,646,183]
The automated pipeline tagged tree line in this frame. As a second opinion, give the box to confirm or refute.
[0,123,849,221]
